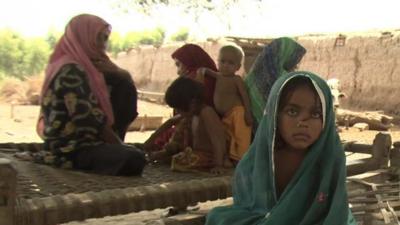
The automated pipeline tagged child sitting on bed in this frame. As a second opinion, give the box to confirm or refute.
[149,77,231,174]
[205,71,357,225]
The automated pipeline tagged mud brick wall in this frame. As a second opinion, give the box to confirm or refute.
[114,42,223,92]
[114,31,400,114]
[297,32,400,114]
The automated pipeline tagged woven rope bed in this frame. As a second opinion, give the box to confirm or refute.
[0,142,231,200]
[1,140,400,225]
[0,142,233,225]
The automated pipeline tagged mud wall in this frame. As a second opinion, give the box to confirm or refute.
[114,42,222,92]
[297,32,400,114]
[114,31,400,114]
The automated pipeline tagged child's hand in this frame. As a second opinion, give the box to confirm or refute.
[245,112,253,127]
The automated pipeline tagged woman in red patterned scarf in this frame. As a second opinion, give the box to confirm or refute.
[171,43,217,107]
[37,14,145,176]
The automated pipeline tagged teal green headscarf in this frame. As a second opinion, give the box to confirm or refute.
[245,37,306,129]
[206,71,356,225]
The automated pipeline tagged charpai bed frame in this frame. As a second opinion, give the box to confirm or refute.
[1,132,399,225]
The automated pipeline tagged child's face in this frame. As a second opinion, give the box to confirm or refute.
[174,58,188,76]
[278,85,323,153]
[217,50,241,76]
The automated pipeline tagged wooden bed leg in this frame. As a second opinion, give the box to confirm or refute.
[0,158,17,225]
[391,141,400,167]
[371,132,392,168]
[347,133,392,176]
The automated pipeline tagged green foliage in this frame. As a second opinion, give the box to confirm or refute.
[108,32,124,55]
[0,30,21,76]
[170,28,189,42]
[138,27,165,45]
[108,27,165,54]
[0,25,169,78]
[0,29,50,79]
[23,38,51,76]
[0,71,6,81]
[123,31,141,50]
[45,29,62,49]
[125,27,165,48]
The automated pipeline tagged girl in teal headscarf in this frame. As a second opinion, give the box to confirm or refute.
[245,37,306,129]
[206,71,357,225]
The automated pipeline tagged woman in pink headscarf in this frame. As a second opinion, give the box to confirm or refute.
[37,14,145,176]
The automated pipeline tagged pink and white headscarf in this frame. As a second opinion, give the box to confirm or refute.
[38,14,115,136]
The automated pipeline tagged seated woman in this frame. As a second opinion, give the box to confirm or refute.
[171,43,218,107]
[206,71,356,224]
[245,37,306,130]
[151,77,230,174]
[36,14,146,176]
[142,43,218,152]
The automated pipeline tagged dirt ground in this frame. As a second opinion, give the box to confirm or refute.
[0,101,173,143]
[1,102,400,145]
